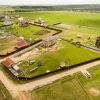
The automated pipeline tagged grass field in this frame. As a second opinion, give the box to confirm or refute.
[31,65,100,100]
[0,81,12,100]
[8,11,100,46]
[59,25,100,46]
[11,11,100,28]
[18,40,100,78]
[5,24,56,41]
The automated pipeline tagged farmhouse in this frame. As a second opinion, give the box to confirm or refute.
[2,58,19,76]
[42,36,56,48]
[34,18,46,26]
[2,58,14,68]
[18,17,29,27]
[16,40,27,49]
[4,15,12,26]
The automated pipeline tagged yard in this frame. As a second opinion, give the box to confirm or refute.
[5,24,56,42]
[18,40,100,78]
[59,25,100,46]
[0,33,19,55]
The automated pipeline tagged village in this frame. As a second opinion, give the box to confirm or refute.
[0,14,100,79]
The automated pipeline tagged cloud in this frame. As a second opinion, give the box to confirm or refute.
[0,0,100,5]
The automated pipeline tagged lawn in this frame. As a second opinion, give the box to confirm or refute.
[0,81,12,100]
[59,25,100,46]
[31,74,89,100]
[18,40,100,78]
[5,24,55,41]
[31,65,100,100]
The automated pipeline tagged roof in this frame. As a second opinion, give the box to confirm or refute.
[44,36,55,42]
[16,40,26,48]
[2,58,14,68]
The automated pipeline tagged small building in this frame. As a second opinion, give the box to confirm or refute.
[34,18,46,26]
[2,58,14,68]
[4,15,12,26]
[95,37,100,48]
[42,36,56,48]
[18,17,29,27]
[13,65,19,71]
[16,40,27,49]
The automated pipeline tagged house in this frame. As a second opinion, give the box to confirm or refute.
[42,36,56,48]
[18,17,29,27]
[2,58,19,76]
[34,18,46,26]
[16,40,27,49]
[2,58,14,68]
[4,16,12,26]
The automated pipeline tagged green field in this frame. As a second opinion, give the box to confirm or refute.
[59,26,100,46]
[18,40,100,78]
[0,81,12,100]
[11,11,100,28]
[5,24,55,41]
[31,65,100,100]
[7,11,100,46]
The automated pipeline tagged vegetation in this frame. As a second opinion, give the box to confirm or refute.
[10,11,100,28]
[18,40,100,78]
[32,65,100,100]
[0,81,12,100]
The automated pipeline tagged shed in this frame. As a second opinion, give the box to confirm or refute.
[13,65,19,71]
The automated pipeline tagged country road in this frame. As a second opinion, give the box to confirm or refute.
[0,59,100,98]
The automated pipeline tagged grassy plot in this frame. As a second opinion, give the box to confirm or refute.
[11,11,100,28]
[0,35,17,51]
[18,40,100,78]
[60,26,100,46]
[32,74,89,100]
[75,65,100,100]
[31,65,100,100]
[0,81,12,100]
[5,24,55,41]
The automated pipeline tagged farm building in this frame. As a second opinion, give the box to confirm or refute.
[16,40,27,49]
[4,15,12,26]
[34,18,46,26]
[2,58,19,76]
[42,36,56,48]
[18,17,29,27]
[95,37,100,48]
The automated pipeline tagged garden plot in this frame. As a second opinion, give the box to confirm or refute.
[5,24,56,42]
[57,24,100,47]
[0,32,19,55]
[17,40,100,78]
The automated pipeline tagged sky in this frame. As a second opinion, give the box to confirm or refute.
[0,0,100,5]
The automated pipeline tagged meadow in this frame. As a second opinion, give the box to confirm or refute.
[11,11,100,28]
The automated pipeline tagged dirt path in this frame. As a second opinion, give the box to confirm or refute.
[0,59,100,99]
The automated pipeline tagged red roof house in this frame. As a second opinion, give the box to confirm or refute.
[16,40,26,49]
[2,58,15,68]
